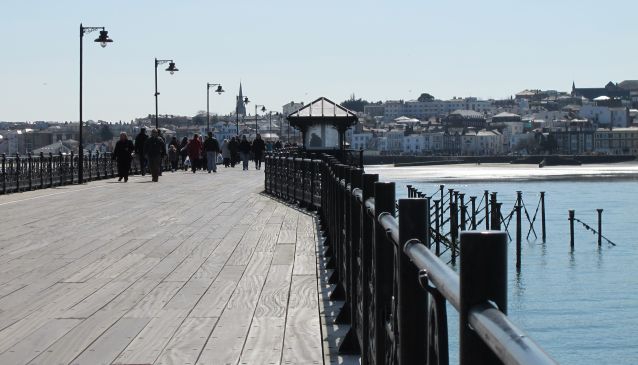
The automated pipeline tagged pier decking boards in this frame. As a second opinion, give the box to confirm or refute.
[0,169,345,365]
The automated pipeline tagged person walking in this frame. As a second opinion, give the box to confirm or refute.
[239,135,252,171]
[144,129,166,182]
[203,132,221,173]
[168,145,179,172]
[186,133,203,173]
[112,132,135,182]
[221,139,231,167]
[229,137,239,168]
[134,128,149,176]
[178,137,188,170]
[251,133,266,170]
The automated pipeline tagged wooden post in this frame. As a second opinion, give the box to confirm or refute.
[569,210,575,249]
[516,204,522,271]
[484,190,490,230]
[434,200,441,255]
[470,196,477,230]
[540,192,546,243]
[597,209,603,246]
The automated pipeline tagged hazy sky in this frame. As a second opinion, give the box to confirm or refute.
[1,0,636,122]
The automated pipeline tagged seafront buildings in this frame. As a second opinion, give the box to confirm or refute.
[2,80,638,156]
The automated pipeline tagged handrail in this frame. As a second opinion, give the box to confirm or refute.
[263,151,558,365]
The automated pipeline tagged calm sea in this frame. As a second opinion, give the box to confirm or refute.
[366,162,638,365]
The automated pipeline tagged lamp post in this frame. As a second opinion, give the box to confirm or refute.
[206,83,224,132]
[79,23,112,185]
[236,95,249,135]
[255,105,266,137]
[154,58,179,129]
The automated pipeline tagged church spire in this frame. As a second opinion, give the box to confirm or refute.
[236,82,246,116]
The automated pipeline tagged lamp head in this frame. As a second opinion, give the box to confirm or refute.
[94,30,113,48]
[261,106,266,113]
[165,62,179,74]
[243,97,250,104]
[215,85,225,94]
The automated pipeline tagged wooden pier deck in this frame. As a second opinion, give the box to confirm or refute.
[0,168,346,365]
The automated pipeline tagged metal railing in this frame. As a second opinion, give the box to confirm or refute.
[264,151,557,365]
[1,152,180,195]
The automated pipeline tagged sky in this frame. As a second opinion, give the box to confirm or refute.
[1,0,637,123]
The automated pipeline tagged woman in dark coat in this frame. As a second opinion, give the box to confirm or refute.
[229,137,239,168]
[179,137,189,170]
[112,132,135,182]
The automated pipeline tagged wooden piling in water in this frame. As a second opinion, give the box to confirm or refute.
[470,196,477,229]
[569,209,575,249]
[597,209,603,246]
[516,204,522,271]
[484,190,490,230]
[540,192,546,243]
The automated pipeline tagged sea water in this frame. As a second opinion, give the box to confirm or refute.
[365,162,638,364]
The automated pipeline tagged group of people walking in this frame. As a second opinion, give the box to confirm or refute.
[111,128,271,182]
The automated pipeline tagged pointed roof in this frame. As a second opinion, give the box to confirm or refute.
[236,82,246,116]
[287,97,358,127]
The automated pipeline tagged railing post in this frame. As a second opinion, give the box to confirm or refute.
[39,152,44,189]
[103,152,108,178]
[490,193,499,230]
[70,151,75,184]
[15,153,20,192]
[371,182,395,365]
[48,152,53,187]
[470,196,477,230]
[96,152,101,180]
[27,152,33,190]
[460,231,508,365]
[58,152,64,186]
[406,184,413,198]
[1,154,5,194]
[88,150,92,181]
[360,173,378,364]
[397,198,429,364]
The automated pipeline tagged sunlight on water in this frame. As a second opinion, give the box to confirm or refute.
[366,162,638,365]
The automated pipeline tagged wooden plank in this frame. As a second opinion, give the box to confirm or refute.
[189,265,244,318]
[112,311,184,365]
[71,317,150,365]
[124,281,183,318]
[0,318,81,365]
[154,317,218,365]
[272,244,296,266]
[197,253,273,365]
[281,275,323,364]
[27,309,124,365]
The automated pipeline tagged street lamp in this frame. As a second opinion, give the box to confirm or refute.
[154,58,179,129]
[236,96,249,135]
[79,23,113,185]
[206,83,224,132]
[255,105,266,136]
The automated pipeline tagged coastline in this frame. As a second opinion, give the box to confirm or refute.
[365,161,638,183]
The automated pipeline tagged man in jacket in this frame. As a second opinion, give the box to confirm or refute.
[203,132,221,173]
[251,134,266,170]
[144,129,166,182]
[134,128,149,176]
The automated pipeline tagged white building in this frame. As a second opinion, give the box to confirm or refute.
[351,132,373,150]
[378,98,493,121]
[460,130,504,155]
[403,134,426,154]
[212,121,239,141]
[385,130,405,153]
[579,105,629,128]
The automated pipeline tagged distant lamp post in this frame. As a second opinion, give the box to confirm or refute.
[206,83,224,132]
[154,58,179,129]
[236,96,250,135]
[255,105,266,136]
[79,23,113,184]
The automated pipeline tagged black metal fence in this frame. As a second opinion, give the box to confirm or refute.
[1,152,179,195]
[264,151,557,365]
